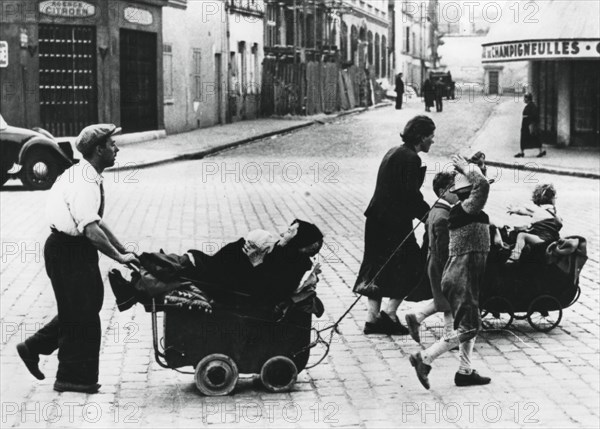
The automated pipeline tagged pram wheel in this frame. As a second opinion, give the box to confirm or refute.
[194,354,239,396]
[260,356,298,392]
[527,295,562,332]
[481,296,514,330]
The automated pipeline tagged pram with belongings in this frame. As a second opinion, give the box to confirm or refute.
[109,250,325,396]
[479,235,587,332]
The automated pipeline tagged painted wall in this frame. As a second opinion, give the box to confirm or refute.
[227,1,264,121]
[439,35,527,92]
[162,0,225,133]
[0,0,166,134]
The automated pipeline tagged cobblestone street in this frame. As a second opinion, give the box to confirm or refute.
[1,99,599,428]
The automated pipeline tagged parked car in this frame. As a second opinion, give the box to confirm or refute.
[0,114,78,190]
[429,71,456,100]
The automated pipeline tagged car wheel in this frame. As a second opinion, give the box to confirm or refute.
[20,149,60,190]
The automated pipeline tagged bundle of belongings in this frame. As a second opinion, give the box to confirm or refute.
[109,221,325,320]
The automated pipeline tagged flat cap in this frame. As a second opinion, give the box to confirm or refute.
[75,124,122,155]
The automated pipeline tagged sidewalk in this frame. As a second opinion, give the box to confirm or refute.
[468,97,600,179]
[107,105,388,172]
[108,98,598,179]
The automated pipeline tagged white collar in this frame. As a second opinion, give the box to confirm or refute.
[437,199,452,208]
[79,159,103,185]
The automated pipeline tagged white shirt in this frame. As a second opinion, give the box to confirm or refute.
[46,159,104,236]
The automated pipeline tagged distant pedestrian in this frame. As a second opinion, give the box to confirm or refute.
[435,78,445,112]
[515,93,545,158]
[409,155,492,390]
[17,124,138,394]
[423,78,435,112]
[354,116,434,335]
[395,72,405,110]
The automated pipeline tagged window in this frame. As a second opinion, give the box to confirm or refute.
[405,27,410,53]
[193,49,201,101]
[163,43,173,100]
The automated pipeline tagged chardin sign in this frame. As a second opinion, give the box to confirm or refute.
[39,1,96,18]
[482,39,600,63]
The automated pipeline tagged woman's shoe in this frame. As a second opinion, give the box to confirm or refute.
[514,152,524,158]
[536,150,547,158]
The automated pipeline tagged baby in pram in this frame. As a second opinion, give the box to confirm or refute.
[506,183,562,261]
[110,220,324,314]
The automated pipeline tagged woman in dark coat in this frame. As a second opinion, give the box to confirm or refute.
[422,78,435,112]
[354,116,434,335]
[515,93,545,158]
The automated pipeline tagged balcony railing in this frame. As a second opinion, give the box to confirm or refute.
[227,0,265,17]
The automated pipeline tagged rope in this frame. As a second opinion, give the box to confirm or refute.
[299,181,458,368]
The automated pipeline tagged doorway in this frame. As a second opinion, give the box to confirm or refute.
[488,71,499,95]
[38,24,98,136]
[120,29,157,132]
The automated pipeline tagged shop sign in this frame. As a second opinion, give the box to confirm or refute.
[124,7,153,25]
[0,41,8,68]
[482,39,600,62]
[39,1,96,18]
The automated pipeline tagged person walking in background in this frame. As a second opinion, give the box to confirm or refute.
[354,116,434,335]
[405,172,458,344]
[515,93,546,158]
[409,155,492,390]
[16,124,138,394]
[434,78,445,112]
[395,72,405,110]
[422,77,435,112]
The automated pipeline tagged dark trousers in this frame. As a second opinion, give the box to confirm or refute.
[435,97,443,112]
[25,231,104,384]
[395,94,403,109]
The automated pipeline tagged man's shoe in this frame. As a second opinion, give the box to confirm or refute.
[454,370,491,387]
[16,343,45,380]
[409,352,431,390]
[514,152,524,158]
[405,313,421,343]
[536,150,547,158]
[379,311,409,335]
[53,381,101,394]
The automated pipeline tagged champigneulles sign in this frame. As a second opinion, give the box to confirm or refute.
[39,1,96,18]
[482,39,600,63]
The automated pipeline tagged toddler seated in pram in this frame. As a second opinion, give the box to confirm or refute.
[506,183,563,262]
[109,220,324,316]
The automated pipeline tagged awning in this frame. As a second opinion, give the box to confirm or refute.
[482,0,600,63]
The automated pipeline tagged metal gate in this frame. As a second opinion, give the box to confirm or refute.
[120,29,157,133]
[39,25,97,137]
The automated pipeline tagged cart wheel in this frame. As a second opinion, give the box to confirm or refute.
[194,354,239,396]
[260,356,298,393]
[481,296,514,330]
[527,295,563,332]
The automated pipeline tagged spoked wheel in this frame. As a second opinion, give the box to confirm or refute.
[194,354,239,396]
[527,295,563,332]
[260,356,298,392]
[481,296,514,330]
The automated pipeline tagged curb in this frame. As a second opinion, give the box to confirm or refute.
[108,102,391,172]
[108,121,316,172]
[114,129,167,146]
[485,160,600,180]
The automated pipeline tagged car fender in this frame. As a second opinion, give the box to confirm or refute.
[18,138,73,167]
